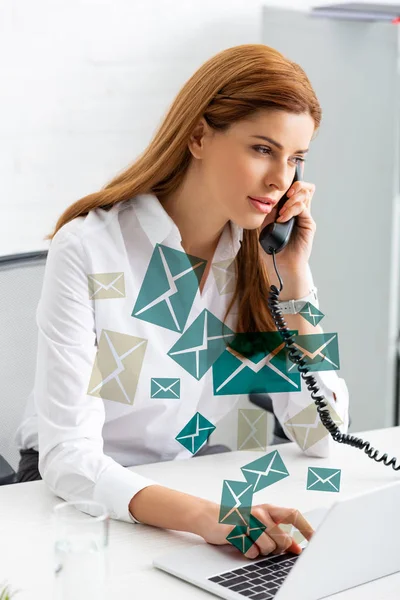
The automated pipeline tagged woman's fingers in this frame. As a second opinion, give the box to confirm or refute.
[267,525,303,555]
[244,538,260,560]
[249,505,314,558]
[250,507,291,556]
[286,539,303,555]
[277,199,305,222]
[267,505,315,542]
[228,505,315,560]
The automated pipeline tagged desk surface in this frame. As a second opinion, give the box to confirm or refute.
[2,427,400,600]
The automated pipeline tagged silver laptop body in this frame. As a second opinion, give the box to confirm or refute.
[153,480,400,600]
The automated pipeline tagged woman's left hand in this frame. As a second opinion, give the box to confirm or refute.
[261,180,317,272]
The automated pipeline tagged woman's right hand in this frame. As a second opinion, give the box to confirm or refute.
[197,501,314,560]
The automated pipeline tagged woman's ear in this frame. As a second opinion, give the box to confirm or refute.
[188,117,213,159]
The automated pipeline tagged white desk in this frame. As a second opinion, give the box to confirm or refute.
[2,427,400,599]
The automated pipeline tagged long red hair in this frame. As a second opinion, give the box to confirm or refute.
[45,44,321,333]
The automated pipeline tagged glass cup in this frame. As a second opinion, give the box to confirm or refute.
[52,500,109,600]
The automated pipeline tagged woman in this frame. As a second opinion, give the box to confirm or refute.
[14,44,349,560]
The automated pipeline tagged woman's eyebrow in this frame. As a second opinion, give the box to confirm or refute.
[250,135,309,155]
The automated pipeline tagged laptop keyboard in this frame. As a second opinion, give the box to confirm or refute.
[208,551,301,599]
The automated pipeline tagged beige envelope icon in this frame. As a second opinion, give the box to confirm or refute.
[267,508,313,546]
[269,523,305,546]
[87,330,147,404]
[237,409,268,451]
[284,402,343,450]
[211,259,236,295]
[88,272,126,300]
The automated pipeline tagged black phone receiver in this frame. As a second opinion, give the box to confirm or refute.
[258,162,302,255]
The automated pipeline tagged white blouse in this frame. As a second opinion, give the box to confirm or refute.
[14,194,349,523]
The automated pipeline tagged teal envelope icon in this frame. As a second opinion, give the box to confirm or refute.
[132,244,207,332]
[299,302,325,327]
[226,527,254,555]
[212,331,301,395]
[226,515,266,554]
[168,309,235,380]
[218,480,254,526]
[175,412,216,454]
[241,450,290,493]
[150,378,180,399]
[306,467,341,493]
[286,332,340,373]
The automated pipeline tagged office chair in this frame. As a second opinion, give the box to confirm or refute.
[0,250,47,486]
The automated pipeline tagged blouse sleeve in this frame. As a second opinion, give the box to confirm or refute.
[35,225,156,522]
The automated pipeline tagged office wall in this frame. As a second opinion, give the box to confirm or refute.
[0,0,365,256]
[260,7,400,434]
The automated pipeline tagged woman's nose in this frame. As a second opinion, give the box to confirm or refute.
[263,173,289,195]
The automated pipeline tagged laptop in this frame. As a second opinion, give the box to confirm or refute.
[154,480,400,600]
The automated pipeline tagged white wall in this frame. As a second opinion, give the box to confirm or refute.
[4,0,398,255]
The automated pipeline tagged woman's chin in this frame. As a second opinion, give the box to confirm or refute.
[230,213,267,231]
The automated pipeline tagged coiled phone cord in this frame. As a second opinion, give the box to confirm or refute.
[267,249,400,471]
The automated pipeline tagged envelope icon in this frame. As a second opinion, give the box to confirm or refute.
[218,480,254,526]
[306,467,341,493]
[237,409,268,451]
[240,450,290,493]
[212,331,301,395]
[132,244,206,332]
[286,332,340,373]
[226,515,266,554]
[299,302,325,327]
[87,330,147,404]
[284,402,343,450]
[273,522,306,546]
[168,309,235,380]
[267,509,313,546]
[175,412,216,454]
[88,272,126,300]
[150,378,180,399]
[212,258,236,295]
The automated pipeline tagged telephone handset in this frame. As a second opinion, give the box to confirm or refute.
[258,162,302,256]
[256,165,400,471]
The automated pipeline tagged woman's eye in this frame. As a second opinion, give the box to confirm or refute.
[253,145,272,155]
[253,146,306,164]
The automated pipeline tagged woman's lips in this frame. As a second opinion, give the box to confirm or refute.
[248,196,273,214]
